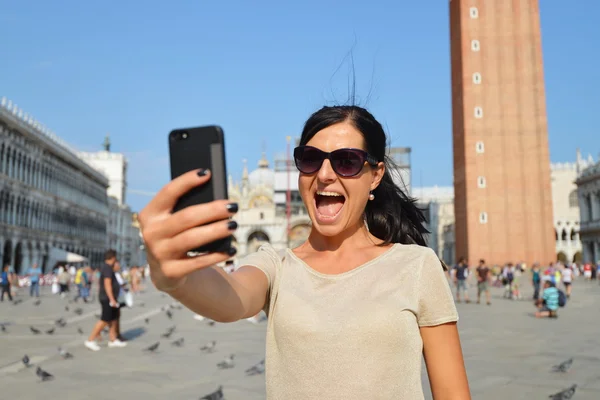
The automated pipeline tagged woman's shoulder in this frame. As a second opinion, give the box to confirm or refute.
[388,243,439,264]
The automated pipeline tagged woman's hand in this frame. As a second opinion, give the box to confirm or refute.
[138,169,238,292]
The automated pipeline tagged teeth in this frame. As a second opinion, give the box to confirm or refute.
[317,191,343,197]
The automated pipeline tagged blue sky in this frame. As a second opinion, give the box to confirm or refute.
[1,0,598,212]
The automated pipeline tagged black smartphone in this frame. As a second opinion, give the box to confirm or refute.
[168,125,231,254]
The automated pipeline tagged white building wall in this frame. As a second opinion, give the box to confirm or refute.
[551,162,584,263]
[576,158,600,264]
[78,151,127,205]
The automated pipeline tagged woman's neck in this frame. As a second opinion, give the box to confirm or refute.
[303,222,384,253]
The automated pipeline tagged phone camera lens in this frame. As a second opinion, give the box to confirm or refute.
[182,132,188,139]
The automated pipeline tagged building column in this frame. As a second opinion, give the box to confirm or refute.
[591,192,600,221]
[579,193,589,223]
[593,241,600,263]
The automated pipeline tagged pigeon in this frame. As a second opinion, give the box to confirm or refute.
[73,308,83,316]
[58,347,74,359]
[161,326,176,339]
[0,324,6,333]
[77,327,84,335]
[245,359,265,376]
[207,320,216,327]
[64,305,69,312]
[13,298,23,305]
[30,326,41,334]
[171,338,184,347]
[552,358,573,373]
[165,310,173,319]
[33,299,41,306]
[143,342,160,353]
[217,354,235,369]
[45,328,55,335]
[144,318,150,324]
[36,366,53,381]
[200,341,216,353]
[55,318,67,328]
[200,386,224,400]
[549,384,577,400]
[22,355,30,367]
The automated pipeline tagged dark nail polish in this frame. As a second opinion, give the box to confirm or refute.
[197,169,209,176]
[227,220,238,230]
[226,203,238,213]
[227,247,237,256]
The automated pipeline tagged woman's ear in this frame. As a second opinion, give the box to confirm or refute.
[370,162,385,191]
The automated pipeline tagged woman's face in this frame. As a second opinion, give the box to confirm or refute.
[299,122,384,238]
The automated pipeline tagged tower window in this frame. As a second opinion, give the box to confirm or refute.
[474,107,483,118]
[473,72,482,84]
[476,141,485,153]
[479,212,488,224]
[477,176,486,188]
[471,40,480,52]
[469,7,479,18]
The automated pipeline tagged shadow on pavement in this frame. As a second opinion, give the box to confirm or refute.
[121,327,146,341]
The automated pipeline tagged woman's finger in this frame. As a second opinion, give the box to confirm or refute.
[139,169,211,224]
[159,199,238,238]
[165,219,238,257]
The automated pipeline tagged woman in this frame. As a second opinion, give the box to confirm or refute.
[139,106,470,399]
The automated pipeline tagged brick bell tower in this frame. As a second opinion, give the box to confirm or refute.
[449,0,555,266]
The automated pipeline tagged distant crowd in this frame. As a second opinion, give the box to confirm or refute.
[0,262,149,303]
[447,258,600,318]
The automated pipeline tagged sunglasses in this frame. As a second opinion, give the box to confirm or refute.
[293,145,379,177]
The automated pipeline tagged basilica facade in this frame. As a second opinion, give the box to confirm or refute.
[0,98,109,273]
[227,154,311,258]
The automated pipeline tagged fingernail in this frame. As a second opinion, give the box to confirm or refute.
[227,220,238,230]
[226,203,238,213]
[227,247,237,256]
[197,169,210,176]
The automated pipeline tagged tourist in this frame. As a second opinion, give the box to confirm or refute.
[476,259,491,305]
[139,105,470,399]
[561,264,573,299]
[454,257,470,303]
[57,267,71,298]
[531,263,542,300]
[84,249,126,351]
[535,279,559,318]
[26,263,42,298]
[1,264,13,302]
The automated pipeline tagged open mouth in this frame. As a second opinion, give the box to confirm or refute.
[314,191,346,220]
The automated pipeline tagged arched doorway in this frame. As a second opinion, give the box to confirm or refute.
[14,242,23,274]
[289,223,311,248]
[573,252,583,264]
[556,252,567,263]
[247,231,270,253]
[2,240,12,268]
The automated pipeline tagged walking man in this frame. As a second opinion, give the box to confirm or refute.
[476,259,491,305]
[453,257,470,303]
[84,250,127,351]
[1,264,13,302]
[27,263,42,298]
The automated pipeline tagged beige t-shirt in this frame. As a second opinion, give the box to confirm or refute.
[240,242,458,400]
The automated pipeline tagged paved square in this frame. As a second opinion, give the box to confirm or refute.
[1,278,598,399]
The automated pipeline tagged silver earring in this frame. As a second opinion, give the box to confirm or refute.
[368,191,375,201]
